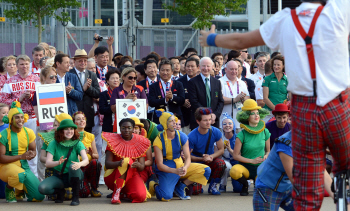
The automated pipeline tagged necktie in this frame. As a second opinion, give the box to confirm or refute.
[205,78,211,107]
[166,82,170,92]
[151,80,155,84]
[101,68,105,81]
[80,72,84,84]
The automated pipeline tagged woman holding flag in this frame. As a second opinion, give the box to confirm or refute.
[109,67,148,132]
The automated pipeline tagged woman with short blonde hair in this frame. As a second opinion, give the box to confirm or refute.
[0,55,17,90]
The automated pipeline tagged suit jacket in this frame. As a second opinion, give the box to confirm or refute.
[188,74,224,130]
[56,72,83,116]
[148,79,185,124]
[69,68,100,128]
[137,75,161,96]
[137,76,160,120]
[99,90,113,132]
[241,77,256,100]
[96,65,118,80]
[177,74,191,127]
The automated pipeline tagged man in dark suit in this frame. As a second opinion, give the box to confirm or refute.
[148,60,185,124]
[94,46,118,82]
[137,60,160,121]
[69,49,100,132]
[188,57,224,130]
[177,57,199,134]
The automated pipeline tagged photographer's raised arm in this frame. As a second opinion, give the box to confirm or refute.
[88,33,100,58]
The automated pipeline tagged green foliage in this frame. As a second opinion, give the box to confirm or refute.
[2,0,80,43]
[163,0,247,29]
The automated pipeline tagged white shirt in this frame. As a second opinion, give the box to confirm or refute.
[147,76,157,85]
[96,65,108,78]
[243,61,251,78]
[160,78,173,110]
[249,70,264,86]
[75,68,85,84]
[200,73,211,90]
[57,74,65,84]
[260,1,350,106]
[29,62,41,76]
[255,80,263,100]
[219,75,250,129]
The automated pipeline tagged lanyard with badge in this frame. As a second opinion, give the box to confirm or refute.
[159,81,173,98]
[227,81,243,116]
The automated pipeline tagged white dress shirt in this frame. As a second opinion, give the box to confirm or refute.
[260,1,350,106]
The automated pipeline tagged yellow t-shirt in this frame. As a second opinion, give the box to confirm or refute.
[0,127,35,156]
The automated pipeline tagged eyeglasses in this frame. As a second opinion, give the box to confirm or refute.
[241,50,248,53]
[49,75,57,79]
[222,122,233,126]
[250,111,260,116]
[128,76,137,80]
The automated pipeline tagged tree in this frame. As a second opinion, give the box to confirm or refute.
[163,0,248,29]
[2,0,80,43]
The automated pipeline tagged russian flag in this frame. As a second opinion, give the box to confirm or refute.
[39,91,65,105]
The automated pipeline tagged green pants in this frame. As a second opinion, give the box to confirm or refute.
[38,164,83,195]
[0,160,45,202]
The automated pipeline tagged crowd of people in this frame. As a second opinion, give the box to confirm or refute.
[0,5,338,207]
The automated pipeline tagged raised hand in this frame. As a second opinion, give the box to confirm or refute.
[199,25,216,47]
[107,36,114,46]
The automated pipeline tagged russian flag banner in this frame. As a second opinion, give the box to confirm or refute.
[39,91,65,105]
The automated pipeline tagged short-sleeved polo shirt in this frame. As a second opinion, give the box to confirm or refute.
[262,73,288,110]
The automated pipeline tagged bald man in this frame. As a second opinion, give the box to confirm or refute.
[219,61,250,132]
[188,57,224,129]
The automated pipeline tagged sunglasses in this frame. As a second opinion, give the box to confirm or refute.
[253,66,258,68]
[222,122,233,126]
[49,75,57,79]
[128,76,137,80]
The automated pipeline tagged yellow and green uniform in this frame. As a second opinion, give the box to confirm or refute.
[0,127,45,202]
[153,130,211,201]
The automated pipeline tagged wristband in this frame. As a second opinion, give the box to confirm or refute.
[207,33,217,47]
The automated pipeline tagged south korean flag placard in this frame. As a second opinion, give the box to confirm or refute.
[116,99,147,133]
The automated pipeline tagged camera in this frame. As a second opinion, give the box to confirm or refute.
[93,36,108,41]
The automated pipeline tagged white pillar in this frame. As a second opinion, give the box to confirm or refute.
[114,0,118,53]
[278,0,282,11]
[247,0,261,31]
[263,0,268,23]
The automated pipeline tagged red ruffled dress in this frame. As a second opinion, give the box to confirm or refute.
[102,133,150,203]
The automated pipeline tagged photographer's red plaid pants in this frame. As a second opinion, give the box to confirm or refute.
[292,88,350,211]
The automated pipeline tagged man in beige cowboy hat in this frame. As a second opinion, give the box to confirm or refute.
[69,49,100,132]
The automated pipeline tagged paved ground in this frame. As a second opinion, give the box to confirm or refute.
[0,183,335,211]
